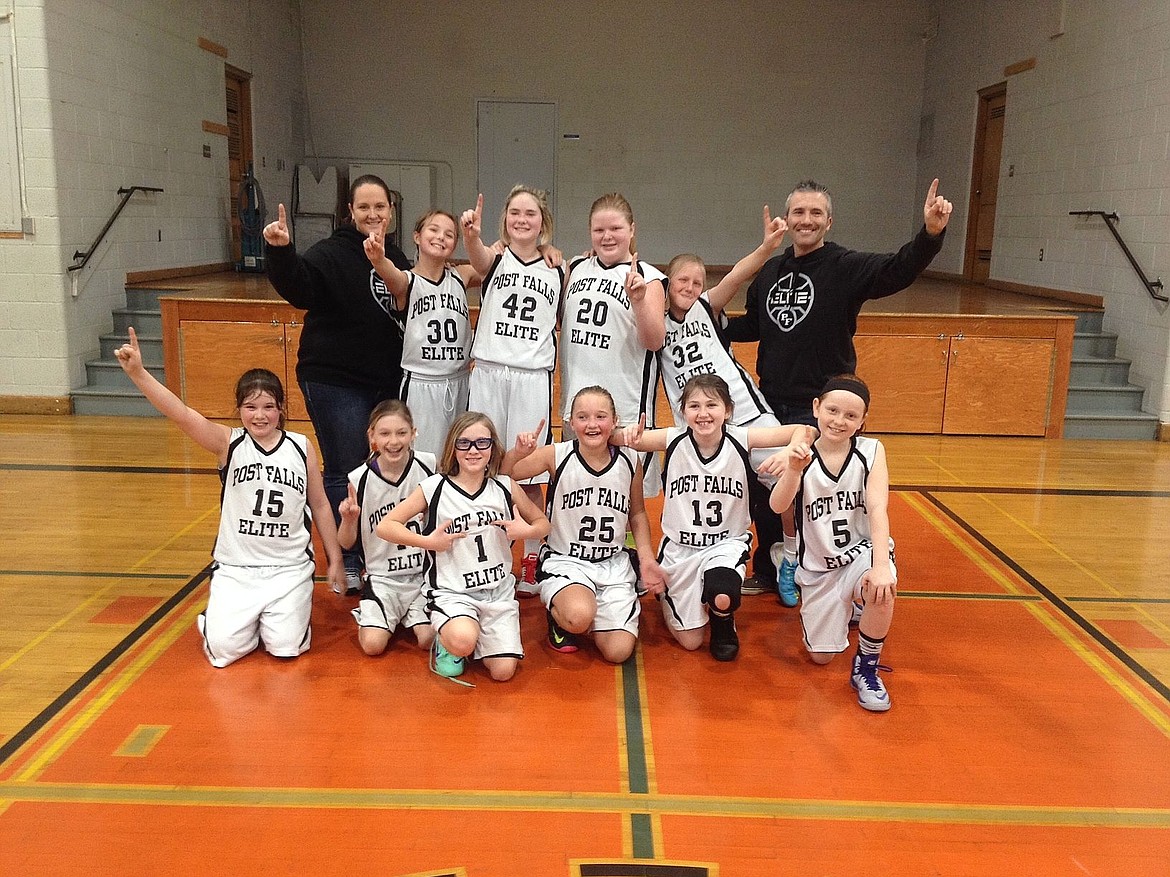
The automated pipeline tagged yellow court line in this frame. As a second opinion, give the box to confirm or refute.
[14,597,204,782]
[0,506,216,674]
[4,780,1170,829]
[899,493,1028,596]
[902,492,1170,738]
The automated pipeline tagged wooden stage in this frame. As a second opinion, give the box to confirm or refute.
[4,274,1170,875]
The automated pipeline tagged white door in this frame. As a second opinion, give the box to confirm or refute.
[476,100,556,225]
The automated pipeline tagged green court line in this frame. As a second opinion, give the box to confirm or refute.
[113,725,170,758]
[4,781,1169,829]
[629,812,655,858]
[620,658,650,795]
[0,570,193,580]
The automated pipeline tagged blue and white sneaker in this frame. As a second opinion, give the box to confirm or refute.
[432,641,466,678]
[777,558,799,607]
[850,653,891,712]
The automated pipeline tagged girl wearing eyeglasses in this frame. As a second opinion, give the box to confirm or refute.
[377,412,549,682]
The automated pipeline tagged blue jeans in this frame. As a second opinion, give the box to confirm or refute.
[300,379,398,572]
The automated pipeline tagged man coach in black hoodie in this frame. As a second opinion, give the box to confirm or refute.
[726,178,953,601]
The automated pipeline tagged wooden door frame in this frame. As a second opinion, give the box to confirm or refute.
[964,81,1007,280]
[225,64,253,263]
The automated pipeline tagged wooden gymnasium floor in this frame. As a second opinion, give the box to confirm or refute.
[0,269,1165,875]
[2,412,1170,876]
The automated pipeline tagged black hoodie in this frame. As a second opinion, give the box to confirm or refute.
[725,226,944,408]
[266,226,412,391]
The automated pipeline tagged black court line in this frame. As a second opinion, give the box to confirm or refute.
[920,492,1170,705]
[893,484,1170,499]
[0,565,212,768]
[0,570,193,580]
[0,463,219,475]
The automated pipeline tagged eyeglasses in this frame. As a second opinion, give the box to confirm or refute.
[454,436,494,451]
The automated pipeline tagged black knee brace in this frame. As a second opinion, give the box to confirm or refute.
[701,567,742,613]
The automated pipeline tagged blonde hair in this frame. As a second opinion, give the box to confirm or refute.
[499,185,554,247]
[667,253,706,286]
[439,411,503,477]
[571,385,618,421]
[589,192,636,254]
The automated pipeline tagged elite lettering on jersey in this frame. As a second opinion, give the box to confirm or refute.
[238,519,290,538]
[230,462,305,494]
[825,538,873,570]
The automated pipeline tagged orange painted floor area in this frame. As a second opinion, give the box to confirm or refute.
[2,493,1170,875]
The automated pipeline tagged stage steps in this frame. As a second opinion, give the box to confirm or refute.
[70,287,167,417]
[1063,310,1158,440]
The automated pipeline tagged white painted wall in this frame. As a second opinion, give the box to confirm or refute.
[925,0,1170,420]
[0,0,305,397]
[299,0,932,264]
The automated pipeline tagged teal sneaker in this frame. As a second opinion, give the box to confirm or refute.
[432,642,466,678]
[777,558,799,607]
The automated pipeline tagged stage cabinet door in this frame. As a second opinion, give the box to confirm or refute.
[854,334,949,433]
[178,321,290,418]
[942,336,1054,436]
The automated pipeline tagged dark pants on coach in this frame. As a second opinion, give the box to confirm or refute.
[751,401,817,585]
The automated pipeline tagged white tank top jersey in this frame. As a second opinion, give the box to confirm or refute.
[214,428,313,566]
[347,451,437,580]
[560,256,666,423]
[660,293,772,426]
[660,425,753,550]
[795,435,882,575]
[420,473,517,594]
[545,441,637,562]
[472,248,564,371]
[400,268,473,377]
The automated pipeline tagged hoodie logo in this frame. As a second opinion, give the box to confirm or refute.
[370,270,394,316]
[765,271,814,332]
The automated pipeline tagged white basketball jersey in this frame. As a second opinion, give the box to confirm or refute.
[660,425,752,550]
[214,428,313,566]
[561,256,665,423]
[420,473,517,594]
[545,441,637,562]
[472,248,563,371]
[348,451,436,580]
[660,294,772,426]
[400,268,473,377]
[795,436,881,575]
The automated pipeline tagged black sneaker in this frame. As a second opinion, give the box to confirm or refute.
[708,612,739,661]
[547,610,579,653]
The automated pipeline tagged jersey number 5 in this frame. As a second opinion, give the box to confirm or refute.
[832,519,851,549]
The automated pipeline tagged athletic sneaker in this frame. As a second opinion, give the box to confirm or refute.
[777,558,799,607]
[546,610,579,653]
[517,552,540,598]
[432,642,466,678]
[850,600,864,625]
[850,653,891,712]
[334,569,362,596]
[744,577,772,598]
[708,612,739,662]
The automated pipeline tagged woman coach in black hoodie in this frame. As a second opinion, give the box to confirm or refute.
[264,174,412,592]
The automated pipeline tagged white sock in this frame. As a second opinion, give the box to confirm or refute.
[524,538,539,557]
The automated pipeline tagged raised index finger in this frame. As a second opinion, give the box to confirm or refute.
[277,203,287,226]
[534,417,546,436]
[475,193,483,219]
[763,205,772,227]
[925,178,939,204]
[127,326,140,349]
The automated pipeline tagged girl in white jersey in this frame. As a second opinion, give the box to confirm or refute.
[561,193,666,495]
[338,400,437,656]
[462,187,566,585]
[114,328,344,668]
[502,386,666,663]
[768,375,897,712]
[659,207,794,601]
[377,412,549,683]
[366,211,477,456]
[617,375,814,661]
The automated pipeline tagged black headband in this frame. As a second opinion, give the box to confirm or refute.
[819,376,870,407]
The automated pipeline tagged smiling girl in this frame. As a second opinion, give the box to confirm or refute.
[616,375,814,661]
[115,328,344,668]
[338,400,436,656]
[377,413,549,682]
[366,211,479,455]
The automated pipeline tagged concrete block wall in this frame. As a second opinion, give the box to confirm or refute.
[0,0,305,399]
[925,0,1170,422]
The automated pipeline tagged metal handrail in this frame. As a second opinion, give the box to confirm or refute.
[68,186,164,273]
[1069,210,1166,303]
